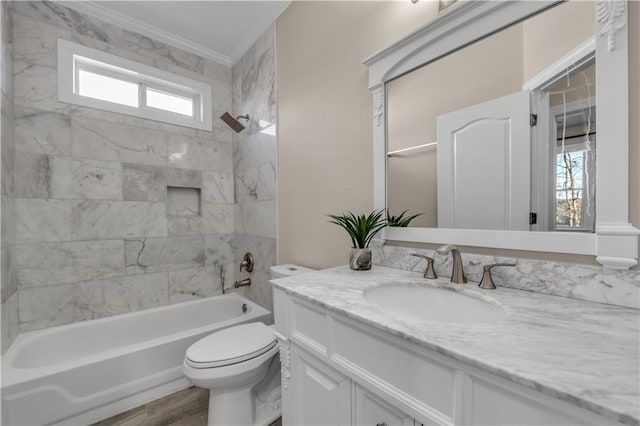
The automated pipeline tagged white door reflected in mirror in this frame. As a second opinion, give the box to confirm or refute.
[437,91,531,230]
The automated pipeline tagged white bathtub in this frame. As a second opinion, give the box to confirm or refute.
[1,293,271,426]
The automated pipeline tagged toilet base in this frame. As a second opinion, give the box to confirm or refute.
[207,388,281,426]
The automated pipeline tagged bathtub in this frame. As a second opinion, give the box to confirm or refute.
[1,293,271,426]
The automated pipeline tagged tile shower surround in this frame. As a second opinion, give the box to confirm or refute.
[5,1,276,334]
[232,27,277,314]
[1,0,18,353]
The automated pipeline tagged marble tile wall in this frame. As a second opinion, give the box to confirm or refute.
[1,0,18,353]
[10,1,238,333]
[232,27,277,313]
[371,240,640,309]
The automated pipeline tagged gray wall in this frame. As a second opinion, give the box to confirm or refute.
[1,0,18,353]
[232,27,277,313]
[10,1,237,333]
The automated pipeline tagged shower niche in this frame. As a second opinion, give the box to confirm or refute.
[167,186,202,216]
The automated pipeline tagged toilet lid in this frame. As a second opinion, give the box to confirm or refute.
[186,322,276,368]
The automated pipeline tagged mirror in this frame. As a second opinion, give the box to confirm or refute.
[386,0,595,232]
[366,0,636,267]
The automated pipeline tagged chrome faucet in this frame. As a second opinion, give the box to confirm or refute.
[436,244,467,284]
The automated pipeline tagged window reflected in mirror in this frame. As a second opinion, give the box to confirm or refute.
[554,103,596,232]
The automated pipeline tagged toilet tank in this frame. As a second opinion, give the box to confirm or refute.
[270,264,316,279]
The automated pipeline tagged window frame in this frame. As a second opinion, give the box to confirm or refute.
[58,39,212,131]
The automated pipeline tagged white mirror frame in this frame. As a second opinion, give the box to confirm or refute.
[364,0,639,269]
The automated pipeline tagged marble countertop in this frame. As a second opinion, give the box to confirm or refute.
[271,266,640,425]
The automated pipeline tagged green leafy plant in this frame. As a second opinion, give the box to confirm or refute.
[328,210,387,249]
[386,209,423,227]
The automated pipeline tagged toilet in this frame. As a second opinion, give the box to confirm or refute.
[183,264,315,426]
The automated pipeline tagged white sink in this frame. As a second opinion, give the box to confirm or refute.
[364,284,507,323]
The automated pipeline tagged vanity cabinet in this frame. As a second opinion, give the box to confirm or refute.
[274,288,620,426]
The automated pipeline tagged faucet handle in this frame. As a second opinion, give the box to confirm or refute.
[478,263,516,290]
[436,244,458,255]
[411,254,438,279]
[239,252,254,273]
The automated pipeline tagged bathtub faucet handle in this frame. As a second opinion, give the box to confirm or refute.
[239,252,254,273]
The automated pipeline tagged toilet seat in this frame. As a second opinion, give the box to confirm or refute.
[185,322,276,369]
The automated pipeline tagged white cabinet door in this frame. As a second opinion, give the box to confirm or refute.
[437,91,531,230]
[355,385,415,426]
[290,345,352,426]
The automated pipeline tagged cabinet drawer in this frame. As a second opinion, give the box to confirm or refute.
[469,374,612,425]
[355,385,415,426]
[333,318,454,422]
[292,300,329,354]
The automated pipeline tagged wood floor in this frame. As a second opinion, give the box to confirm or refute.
[92,387,282,426]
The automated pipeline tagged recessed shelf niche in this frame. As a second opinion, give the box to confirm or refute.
[167,186,201,216]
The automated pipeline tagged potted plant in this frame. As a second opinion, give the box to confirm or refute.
[386,209,423,227]
[328,210,387,270]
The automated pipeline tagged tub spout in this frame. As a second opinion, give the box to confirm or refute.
[234,278,251,288]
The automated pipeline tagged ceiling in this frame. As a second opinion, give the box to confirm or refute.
[66,1,290,65]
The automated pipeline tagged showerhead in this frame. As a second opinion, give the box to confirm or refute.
[220,112,249,133]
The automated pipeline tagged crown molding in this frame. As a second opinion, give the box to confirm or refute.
[229,1,291,64]
[60,1,232,66]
